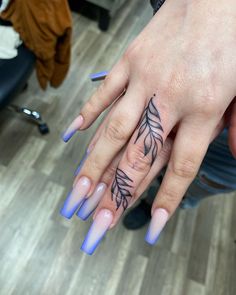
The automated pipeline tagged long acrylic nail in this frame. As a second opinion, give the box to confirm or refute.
[145,208,169,245]
[60,177,91,219]
[62,115,84,142]
[77,183,107,220]
[74,150,89,176]
[81,209,113,255]
[89,71,108,82]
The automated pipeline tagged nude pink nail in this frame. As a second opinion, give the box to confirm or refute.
[145,208,169,245]
[62,115,84,142]
[81,209,113,255]
[77,183,107,220]
[60,176,91,219]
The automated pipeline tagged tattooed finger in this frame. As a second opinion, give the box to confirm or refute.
[80,93,176,255]
[134,94,164,165]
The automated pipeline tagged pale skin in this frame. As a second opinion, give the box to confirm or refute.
[66,0,236,230]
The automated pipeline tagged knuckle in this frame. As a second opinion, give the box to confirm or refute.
[82,98,98,116]
[161,186,178,204]
[126,145,151,173]
[105,118,128,143]
[191,79,224,117]
[170,157,197,179]
[196,94,220,117]
[123,41,140,62]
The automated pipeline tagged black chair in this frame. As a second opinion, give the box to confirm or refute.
[0,20,49,135]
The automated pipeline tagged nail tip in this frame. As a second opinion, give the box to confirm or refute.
[80,245,94,255]
[145,234,159,245]
[62,134,71,143]
[80,230,107,256]
[60,208,73,219]
[76,211,89,221]
[62,130,77,142]
[145,239,156,246]
[80,240,97,255]
[61,134,69,143]
[59,204,77,220]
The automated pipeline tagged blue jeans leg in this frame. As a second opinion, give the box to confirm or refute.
[180,129,236,209]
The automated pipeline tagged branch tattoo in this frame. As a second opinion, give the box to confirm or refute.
[134,94,164,165]
[111,94,164,211]
[111,168,134,211]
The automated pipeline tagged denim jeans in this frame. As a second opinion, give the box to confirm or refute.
[146,129,236,208]
[180,129,236,208]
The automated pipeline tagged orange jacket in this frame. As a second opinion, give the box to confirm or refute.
[1,0,72,89]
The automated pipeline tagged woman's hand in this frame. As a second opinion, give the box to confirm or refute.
[60,0,236,254]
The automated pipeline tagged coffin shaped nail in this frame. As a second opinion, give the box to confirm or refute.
[81,209,113,255]
[89,71,108,82]
[60,177,91,219]
[62,115,84,142]
[145,208,169,245]
[77,183,107,220]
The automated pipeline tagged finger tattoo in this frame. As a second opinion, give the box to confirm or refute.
[110,94,164,211]
[111,168,133,211]
[134,94,164,165]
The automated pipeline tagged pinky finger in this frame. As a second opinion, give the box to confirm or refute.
[74,98,121,177]
[62,61,128,142]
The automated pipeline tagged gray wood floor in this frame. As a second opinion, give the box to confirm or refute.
[0,1,236,294]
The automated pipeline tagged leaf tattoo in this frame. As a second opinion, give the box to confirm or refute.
[134,94,164,165]
[111,168,133,211]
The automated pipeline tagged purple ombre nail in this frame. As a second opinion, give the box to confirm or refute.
[89,71,108,82]
[60,191,85,219]
[62,115,84,142]
[145,208,169,245]
[74,150,89,176]
[62,130,77,143]
[60,177,91,219]
[77,183,107,220]
[80,209,113,255]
